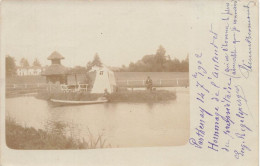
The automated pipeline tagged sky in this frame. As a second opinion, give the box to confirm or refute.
[1,0,193,67]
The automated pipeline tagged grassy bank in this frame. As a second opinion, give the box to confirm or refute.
[107,90,176,102]
[36,90,176,103]
[6,118,109,149]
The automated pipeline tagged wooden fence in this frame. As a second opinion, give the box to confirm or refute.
[116,78,189,87]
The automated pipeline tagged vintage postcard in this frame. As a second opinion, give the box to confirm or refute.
[0,0,258,165]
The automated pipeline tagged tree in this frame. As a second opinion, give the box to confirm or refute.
[170,58,181,71]
[154,45,167,71]
[6,55,16,77]
[117,46,189,72]
[86,61,92,71]
[32,58,41,67]
[68,66,88,74]
[20,58,29,67]
[156,45,166,57]
[119,65,127,72]
[92,53,102,67]
[142,54,154,64]
[128,62,136,72]
[180,55,189,72]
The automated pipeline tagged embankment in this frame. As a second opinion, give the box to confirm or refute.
[6,118,108,149]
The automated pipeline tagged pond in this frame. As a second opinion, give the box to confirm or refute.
[6,91,190,148]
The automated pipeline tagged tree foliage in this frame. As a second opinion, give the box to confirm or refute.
[86,61,92,71]
[92,53,102,67]
[32,58,41,67]
[68,66,88,74]
[20,58,29,67]
[119,46,189,72]
[6,55,16,77]
[180,55,189,72]
[85,53,103,71]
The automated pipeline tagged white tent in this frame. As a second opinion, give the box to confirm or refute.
[89,66,117,94]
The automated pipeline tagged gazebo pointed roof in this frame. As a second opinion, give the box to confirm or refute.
[47,51,64,60]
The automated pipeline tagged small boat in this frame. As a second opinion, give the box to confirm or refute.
[50,97,108,106]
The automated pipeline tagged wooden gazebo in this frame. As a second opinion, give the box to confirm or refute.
[42,51,68,84]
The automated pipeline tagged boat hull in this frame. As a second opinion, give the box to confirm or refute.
[50,98,108,106]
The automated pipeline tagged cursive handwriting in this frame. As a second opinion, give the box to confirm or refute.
[190,0,255,159]
[238,2,254,79]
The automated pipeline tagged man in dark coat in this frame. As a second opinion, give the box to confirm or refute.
[145,76,153,91]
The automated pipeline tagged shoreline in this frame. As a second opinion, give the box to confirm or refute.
[5,118,108,150]
[35,90,177,103]
[5,88,189,101]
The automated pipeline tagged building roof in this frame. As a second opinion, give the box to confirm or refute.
[41,64,68,76]
[47,51,65,60]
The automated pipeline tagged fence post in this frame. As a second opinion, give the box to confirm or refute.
[176,78,179,86]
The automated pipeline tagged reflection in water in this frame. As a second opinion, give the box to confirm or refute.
[6,92,189,148]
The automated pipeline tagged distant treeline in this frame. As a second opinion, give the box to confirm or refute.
[116,45,189,72]
[6,56,42,77]
[6,45,189,78]
[69,46,189,73]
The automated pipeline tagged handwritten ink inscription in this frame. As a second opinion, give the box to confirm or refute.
[189,0,255,159]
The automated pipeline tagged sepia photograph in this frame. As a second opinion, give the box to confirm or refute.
[1,0,259,166]
[4,1,190,150]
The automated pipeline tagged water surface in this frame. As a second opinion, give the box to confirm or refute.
[6,92,189,148]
